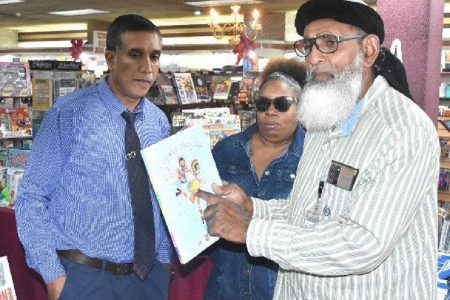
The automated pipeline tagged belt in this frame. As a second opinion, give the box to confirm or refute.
[57,249,134,275]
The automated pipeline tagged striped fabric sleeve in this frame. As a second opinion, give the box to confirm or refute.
[251,197,291,221]
[247,126,439,276]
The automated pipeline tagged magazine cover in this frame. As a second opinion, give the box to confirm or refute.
[32,78,53,111]
[141,125,220,263]
[173,72,198,104]
[185,115,241,148]
[0,256,17,300]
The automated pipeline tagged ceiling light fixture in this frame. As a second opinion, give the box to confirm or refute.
[209,5,261,44]
[185,0,264,7]
[48,9,109,16]
[193,8,201,16]
[0,0,24,5]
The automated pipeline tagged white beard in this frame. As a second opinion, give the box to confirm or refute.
[297,53,364,132]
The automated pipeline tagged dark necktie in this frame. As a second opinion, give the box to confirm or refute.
[121,111,155,281]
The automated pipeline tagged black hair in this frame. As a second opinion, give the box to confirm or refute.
[259,57,307,98]
[106,14,161,51]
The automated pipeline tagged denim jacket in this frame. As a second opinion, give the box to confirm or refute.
[205,122,305,300]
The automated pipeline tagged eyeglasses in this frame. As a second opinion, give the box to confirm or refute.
[254,96,297,112]
[294,34,367,57]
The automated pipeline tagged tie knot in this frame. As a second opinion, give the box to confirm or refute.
[121,111,137,125]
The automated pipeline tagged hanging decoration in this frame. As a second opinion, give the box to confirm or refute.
[69,39,84,61]
[232,33,256,66]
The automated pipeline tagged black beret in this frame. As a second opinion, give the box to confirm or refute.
[295,0,385,43]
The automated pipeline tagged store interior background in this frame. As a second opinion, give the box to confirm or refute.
[0,0,385,76]
[0,0,446,118]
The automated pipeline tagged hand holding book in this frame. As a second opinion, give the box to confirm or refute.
[197,183,253,244]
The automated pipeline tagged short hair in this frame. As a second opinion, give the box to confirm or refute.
[106,14,161,51]
[259,57,307,98]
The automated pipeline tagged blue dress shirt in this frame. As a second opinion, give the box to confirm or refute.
[206,122,305,300]
[15,78,172,284]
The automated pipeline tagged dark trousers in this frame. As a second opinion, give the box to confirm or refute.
[59,256,171,300]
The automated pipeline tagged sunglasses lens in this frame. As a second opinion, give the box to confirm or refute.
[255,96,296,112]
[255,97,270,112]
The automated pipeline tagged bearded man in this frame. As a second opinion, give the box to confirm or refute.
[198,0,440,299]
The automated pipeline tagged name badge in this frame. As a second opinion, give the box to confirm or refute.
[327,160,359,191]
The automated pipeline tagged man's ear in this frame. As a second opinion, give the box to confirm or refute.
[362,34,380,68]
[105,50,115,71]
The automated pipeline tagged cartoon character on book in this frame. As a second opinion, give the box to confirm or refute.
[175,157,190,197]
[189,159,207,224]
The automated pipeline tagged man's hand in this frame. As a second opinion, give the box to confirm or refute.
[196,183,253,243]
[47,276,66,300]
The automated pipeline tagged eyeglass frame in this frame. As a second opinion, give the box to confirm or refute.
[293,34,368,57]
[254,96,297,112]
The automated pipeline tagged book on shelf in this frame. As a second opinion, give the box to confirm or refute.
[157,73,179,105]
[238,110,257,131]
[185,114,241,148]
[173,72,198,104]
[32,78,53,111]
[0,108,32,138]
[212,76,232,101]
[5,148,31,171]
[228,81,241,102]
[147,82,167,105]
[182,107,230,118]
[250,76,262,102]
[191,73,210,102]
[0,256,17,299]
[141,125,220,263]
[238,76,255,103]
[170,112,194,135]
[0,62,32,98]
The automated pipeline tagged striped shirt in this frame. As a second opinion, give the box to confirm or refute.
[246,76,440,299]
[15,78,172,284]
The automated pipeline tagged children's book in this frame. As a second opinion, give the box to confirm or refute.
[0,256,17,300]
[173,73,198,104]
[32,78,53,111]
[141,125,221,263]
[170,112,194,135]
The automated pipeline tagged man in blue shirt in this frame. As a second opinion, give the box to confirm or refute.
[205,58,306,299]
[15,14,172,300]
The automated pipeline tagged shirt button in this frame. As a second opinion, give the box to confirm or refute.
[323,205,331,216]
[264,171,270,176]
[290,173,296,179]
[257,192,262,197]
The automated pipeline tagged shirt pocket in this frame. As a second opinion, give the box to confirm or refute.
[313,182,353,220]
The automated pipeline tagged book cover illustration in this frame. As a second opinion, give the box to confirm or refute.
[173,73,198,104]
[0,256,17,300]
[5,148,31,171]
[0,62,32,98]
[157,73,179,105]
[32,78,53,111]
[170,112,194,135]
[212,76,232,101]
[191,73,210,102]
[238,77,255,103]
[182,107,230,118]
[185,115,241,148]
[228,81,241,102]
[141,125,220,263]
[0,108,32,137]
[238,110,257,131]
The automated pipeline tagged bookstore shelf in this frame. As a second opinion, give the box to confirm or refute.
[439,191,450,202]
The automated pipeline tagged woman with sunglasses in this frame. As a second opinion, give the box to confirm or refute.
[205,57,306,300]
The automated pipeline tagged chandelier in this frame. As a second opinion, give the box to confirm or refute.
[209,5,262,44]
